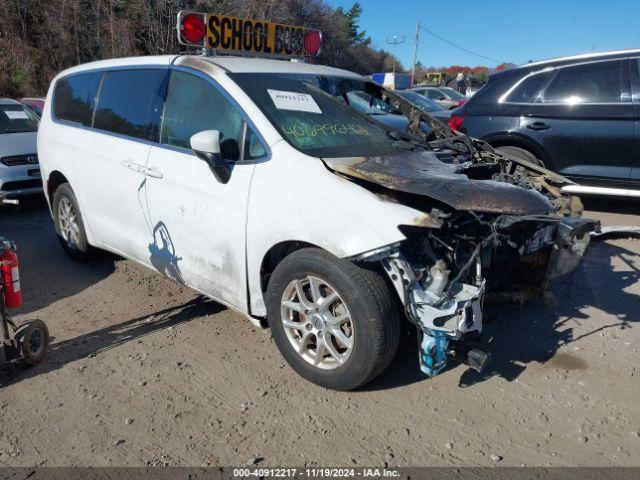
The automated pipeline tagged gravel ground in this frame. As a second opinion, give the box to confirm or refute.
[0,196,638,467]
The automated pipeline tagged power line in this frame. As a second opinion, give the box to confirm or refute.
[418,25,505,64]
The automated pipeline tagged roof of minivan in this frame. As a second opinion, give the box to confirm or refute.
[0,98,21,105]
[519,48,640,69]
[199,56,362,78]
[59,55,178,77]
[58,54,361,79]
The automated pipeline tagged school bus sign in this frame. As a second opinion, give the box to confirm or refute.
[177,11,322,58]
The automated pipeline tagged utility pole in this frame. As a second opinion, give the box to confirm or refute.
[386,35,406,74]
[411,21,420,87]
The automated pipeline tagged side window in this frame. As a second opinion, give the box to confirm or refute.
[540,60,624,104]
[94,69,166,140]
[161,71,243,151]
[244,127,267,160]
[53,72,101,126]
[427,90,440,100]
[504,72,548,103]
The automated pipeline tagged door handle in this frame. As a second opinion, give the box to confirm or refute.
[121,161,163,179]
[527,121,551,131]
[140,166,163,179]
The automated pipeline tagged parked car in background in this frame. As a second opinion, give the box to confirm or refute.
[345,90,413,131]
[410,86,466,109]
[449,49,640,197]
[20,97,45,116]
[0,99,41,196]
[395,90,451,122]
[343,90,437,133]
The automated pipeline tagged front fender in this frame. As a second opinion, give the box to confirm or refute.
[245,143,428,316]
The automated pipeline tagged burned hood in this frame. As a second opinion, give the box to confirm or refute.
[323,150,553,215]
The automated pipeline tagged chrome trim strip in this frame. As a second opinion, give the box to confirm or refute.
[561,185,630,196]
[520,49,640,69]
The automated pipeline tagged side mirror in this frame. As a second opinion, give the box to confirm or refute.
[190,130,231,184]
[438,96,446,101]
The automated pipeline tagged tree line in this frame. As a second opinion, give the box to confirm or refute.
[0,0,403,97]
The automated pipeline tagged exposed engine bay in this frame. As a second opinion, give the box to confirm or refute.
[328,82,599,377]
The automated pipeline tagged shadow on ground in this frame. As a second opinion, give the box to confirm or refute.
[1,196,116,315]
[1,296,226,387]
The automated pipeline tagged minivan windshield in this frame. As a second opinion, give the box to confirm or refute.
[230,73,422,158]
[0,104,39,134]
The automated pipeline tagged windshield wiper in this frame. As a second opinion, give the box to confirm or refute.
[387,132,424,151]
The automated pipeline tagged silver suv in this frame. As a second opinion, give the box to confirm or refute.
[0,98,41,196]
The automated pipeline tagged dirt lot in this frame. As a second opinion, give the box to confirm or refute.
[0,197,639,467]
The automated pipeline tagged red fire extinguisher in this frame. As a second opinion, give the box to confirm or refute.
[1,247,22,309]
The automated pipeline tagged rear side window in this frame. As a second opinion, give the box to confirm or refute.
[504,72,548,103]
[540,60,624,104]
[632,59,640,101]
[53,72,101,126]
[94,69,167,140]
[426,89,442,100]
[161,71,243,150]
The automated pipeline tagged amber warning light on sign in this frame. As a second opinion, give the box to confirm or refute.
[177,11,322,58]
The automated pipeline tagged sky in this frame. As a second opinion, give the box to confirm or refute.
[325,0,640,69]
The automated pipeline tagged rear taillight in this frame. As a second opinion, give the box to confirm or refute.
[448,112,465,131]
[457,98,467,107]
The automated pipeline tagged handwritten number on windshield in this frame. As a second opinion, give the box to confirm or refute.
[282,122,371,139]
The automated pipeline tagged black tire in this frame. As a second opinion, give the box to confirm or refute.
[497,145,545,167]
[52,183,97,262]
[266,248,400,390]
[18,319,49,365]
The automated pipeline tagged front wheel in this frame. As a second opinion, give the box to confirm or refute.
[266,248,400,390]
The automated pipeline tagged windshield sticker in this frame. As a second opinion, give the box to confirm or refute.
[282,122,371,139]
[268,90,322,114]
[4,110,29,120]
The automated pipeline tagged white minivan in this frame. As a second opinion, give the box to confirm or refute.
[38,55,595,390]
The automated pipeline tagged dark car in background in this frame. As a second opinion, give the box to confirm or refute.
[396,90,452,122]
[449,49,640,197]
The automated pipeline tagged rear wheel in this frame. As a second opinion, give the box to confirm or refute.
[497,145,545,167]
[52,183,97,262]
[266,248,400,390]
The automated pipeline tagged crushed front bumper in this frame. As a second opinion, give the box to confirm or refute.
[380,215,598,378]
